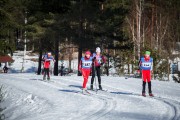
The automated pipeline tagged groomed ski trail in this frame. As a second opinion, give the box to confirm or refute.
[0,74,180,120]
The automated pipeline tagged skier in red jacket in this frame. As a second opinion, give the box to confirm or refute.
[42,52,55,80]
[79,51,93,94]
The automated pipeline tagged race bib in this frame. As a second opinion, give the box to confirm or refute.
[142,62,152,68]
[82,61,92,67]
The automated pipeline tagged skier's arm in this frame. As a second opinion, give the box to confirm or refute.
[42,55,45,61]
[51,56,56,62]
[101,56,106,65]
[78,60,82,72]
[151,61,153,71]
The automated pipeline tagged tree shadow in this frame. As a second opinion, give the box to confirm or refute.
[9,67,37,73]
[58,89,80,93]
[110,91,133,95]
[106,111,156,120]
[69,85,82,89]
[29,79,42,81]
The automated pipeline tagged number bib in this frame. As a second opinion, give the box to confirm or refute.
[82,61,92,68]
[142,62,152,68]
[140,57,153,70]
[81,57,93,69]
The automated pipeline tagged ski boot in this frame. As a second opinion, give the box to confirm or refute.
[47,77,50,80]
[149,93,154,97]
[99,85,102,90]
[43,77,46,80]
[82,88,90,94]
[142,92,146,97]
[90,85,93,90]
[148,82,153,96]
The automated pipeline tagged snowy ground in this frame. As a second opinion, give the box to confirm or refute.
[0,74,180,120]
[0,51,180,120]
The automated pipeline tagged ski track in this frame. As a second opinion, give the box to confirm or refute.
[44,75,180,120]
[56,76,180,120]
[0,74,180,120]
[154,97,180,120]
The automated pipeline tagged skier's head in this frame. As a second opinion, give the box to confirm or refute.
[85,51,91,58]
[47,52,52,57]
[144,51,150,59]
[96,47,101,55]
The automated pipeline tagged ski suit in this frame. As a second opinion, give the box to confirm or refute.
[3,65,8,73]
[139,57,153,94]
[42,54,54,79]
[79,56,93,89]
[91,53,106,90]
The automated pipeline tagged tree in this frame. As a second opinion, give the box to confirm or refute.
[26,0,71,75]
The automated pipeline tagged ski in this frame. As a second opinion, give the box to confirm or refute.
[82,90,91,95]
[96,89,108,92]
[141,94,154,98]
[80,88,92,95]
[133,93,154,98]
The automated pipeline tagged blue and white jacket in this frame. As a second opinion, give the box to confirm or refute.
[79,57,93,69]
[139,57,153,70]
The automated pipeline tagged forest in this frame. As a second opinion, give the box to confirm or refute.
[0,0,180,80]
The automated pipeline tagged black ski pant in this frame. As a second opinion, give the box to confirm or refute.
[43,68,50,78]
[142,81,152,94]
[91,66,101,87]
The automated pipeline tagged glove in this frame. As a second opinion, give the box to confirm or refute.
[79,69,82,73]
[93,57,96,61]
[100,62,104,66]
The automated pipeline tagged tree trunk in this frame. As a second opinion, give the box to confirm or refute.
[37,39,42,75]
[151,0,155,48]
[136,0,141,59]
[69,53,72,71]
[78,47,82,76]
[107,47,110,76]
[54,38,59,76]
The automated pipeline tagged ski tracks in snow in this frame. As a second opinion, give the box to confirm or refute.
[154,97,180,120]
[45,77,118,120]
[103,84,180,120]
[1,74,180,120]
[28,75,180,120]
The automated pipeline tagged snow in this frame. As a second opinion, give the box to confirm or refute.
[0,74,180,120]
[0,51,180,120]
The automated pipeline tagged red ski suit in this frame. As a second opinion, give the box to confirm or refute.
[44,60,51,68]
[79,56,93,89]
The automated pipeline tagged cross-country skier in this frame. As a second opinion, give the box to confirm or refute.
[78,51,93,94]
[139,51,154,97]
[42,52,55,80]
[3,65,8,73]
[90,47,106,90]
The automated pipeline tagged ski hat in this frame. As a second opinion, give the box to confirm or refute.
[47,52,52,55]
[96,47,101,53]
[145,51,151,55]
[85,51,91,55]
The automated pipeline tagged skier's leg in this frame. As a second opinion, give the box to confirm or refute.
[148,81,152,93]
[97,67,102,90]
[142,81,146,94]
[142,70,147,96]
[43,68,47,80]
[90,67,95,90]
[82,69,88,89]
[47,68,50,80]
[147,70,153,96]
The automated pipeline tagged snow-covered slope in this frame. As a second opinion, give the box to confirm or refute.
[0,74,180,120]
